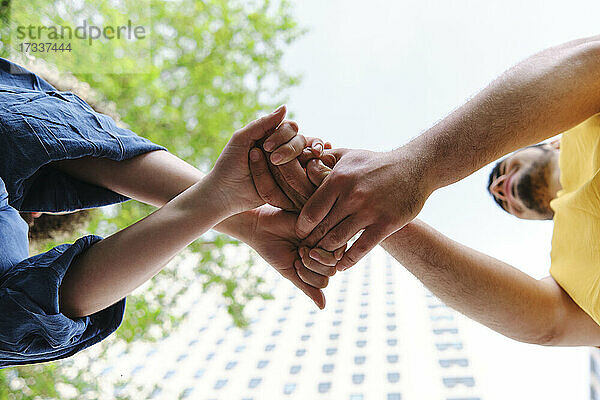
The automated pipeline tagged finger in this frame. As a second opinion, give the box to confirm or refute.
[234,105,286,144]
[320,153,337,169]
[306,159,332,186]
[298,149,318,167]
[336,225,388,272]
[305,247,338,267]
[334,245,346,260]
[263,158,307,210]
[317,215,363,251]
[295,259,330,289]
[263,120,298,152]
[299,248,337,276]
[296,182,340,239]
[270,134,307,165]
[306,137,324,157]
[278,262,326,309]
[277,158,315,201]
[322,147,349,159]
[302,200,351,247]
[249,147,296,210]
[324,142,332,150]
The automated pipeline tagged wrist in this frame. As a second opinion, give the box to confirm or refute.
[213,208,259,243]
[171,174,235,225]
[387,144,437,197]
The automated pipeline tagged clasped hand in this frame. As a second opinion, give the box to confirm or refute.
[210,105,431,308]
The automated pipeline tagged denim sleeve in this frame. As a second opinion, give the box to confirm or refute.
[0,64,167,212]
[0,235,125,369]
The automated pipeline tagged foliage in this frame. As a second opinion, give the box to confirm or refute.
[0,0,302,398]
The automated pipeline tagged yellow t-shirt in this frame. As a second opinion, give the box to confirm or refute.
[550,113,600,326]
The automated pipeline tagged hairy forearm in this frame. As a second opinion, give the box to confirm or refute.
[381,219,560,345]
[59,174,231,318]
[407,35,600,191]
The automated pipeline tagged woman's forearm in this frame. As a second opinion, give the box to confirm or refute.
[381,220,560,345]
[58,173,231,318]
[51,150,252,240]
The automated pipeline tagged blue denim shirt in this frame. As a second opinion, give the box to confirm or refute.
[0,58,167,368]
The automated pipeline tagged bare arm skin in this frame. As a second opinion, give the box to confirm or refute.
[381,220,600,346]
[297,35,600,271]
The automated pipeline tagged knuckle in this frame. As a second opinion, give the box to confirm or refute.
[345,252,359,266]
[316,275,329,288]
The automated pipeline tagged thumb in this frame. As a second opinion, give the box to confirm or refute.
[234,105,287,143]
[306,159,332,187]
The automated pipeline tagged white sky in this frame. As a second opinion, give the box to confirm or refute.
[282,1,600,398]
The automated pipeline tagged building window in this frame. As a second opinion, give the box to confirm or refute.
[352,374,365,384]
[387,325,397,332]
[430,314,454,321]
[177,354,188,362]
[387,338,398,346]
[318,382,332,393]
[329,333,339,340]
[305,322,314,328]
[387,312,395,318]
[335,309,343,314]
[435,342,463,351]
[386,300,395,305]
[442,377,475,388]
[387,372,400,383]
[296,349,306,357]
[206,352,215,361]
[243,330,253,337]
[194,368,205,378]
[265,344,276,352]
[354,356,366,365]
[439,358,469,368]
[360,302,368,307]
[257,360,269,369]
[214,379,228,390]
[248,378,262,389]
[387,393,401,400]
[322,363,334,373]
[278,317,287,323]
[272,330,282,337]
[326,348,337,356]
[359,313,368,319]
[163,370,176,379]
[387,355,399,364]
[180,387,193,399]
[356,340,367,348]
[350,395,364,400]
[225,361,237,370]
[433,328,459,335]
[215,338,224,345]
[301,334,310,341]
[358,326,367,333]
[283,383,296,395]
[290,365,301,375]
[235,345,246,353]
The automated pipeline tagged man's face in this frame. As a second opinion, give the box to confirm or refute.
[488,145,559,220]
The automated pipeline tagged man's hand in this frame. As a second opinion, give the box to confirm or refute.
[245,205,339,309]
[296,147,433,271]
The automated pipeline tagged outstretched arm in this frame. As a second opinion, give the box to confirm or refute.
[381,220,600,346]
[296,35,600,271]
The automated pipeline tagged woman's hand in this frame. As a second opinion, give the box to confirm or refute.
[208,105,323,215]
